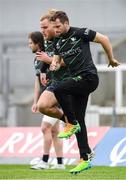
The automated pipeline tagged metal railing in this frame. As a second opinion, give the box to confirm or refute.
[1,36,126,126]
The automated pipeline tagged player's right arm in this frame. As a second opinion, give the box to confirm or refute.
[50,55,61,71]
[31,77,40,113]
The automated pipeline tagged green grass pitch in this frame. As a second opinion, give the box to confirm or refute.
[0,165,125,180]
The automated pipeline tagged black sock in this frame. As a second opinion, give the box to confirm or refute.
[57,157,63,164]
[82,154,88,161]
[60,114,66,123]
[42,154,49,162]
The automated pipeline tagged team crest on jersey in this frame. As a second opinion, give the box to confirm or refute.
[71,37,76,42]
[70,37,77,44]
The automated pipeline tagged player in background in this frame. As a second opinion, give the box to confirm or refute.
[28,30,65,170]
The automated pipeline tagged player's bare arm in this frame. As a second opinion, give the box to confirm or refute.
[40,73,49,86]
[36,51,53,64]
[50,55,62,71]
[31,77,40,113]
[93,32,120,67]
[36,51,66,67]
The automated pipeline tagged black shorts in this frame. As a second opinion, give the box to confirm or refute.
[45,80,60,92]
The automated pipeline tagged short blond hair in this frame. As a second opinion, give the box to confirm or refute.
[40,9,58,22]
[47,9,58,15]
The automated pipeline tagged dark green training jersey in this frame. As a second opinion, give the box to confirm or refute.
[53,27,97,77]
[43,40,70,82]
[34,58,46,91]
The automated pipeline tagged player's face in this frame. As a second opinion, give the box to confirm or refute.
[51,18,68,37]
[40,19,55,40]
[28,38,39,53]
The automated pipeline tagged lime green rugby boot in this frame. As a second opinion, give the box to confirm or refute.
[58,122,81,138]
[69,159,92,175]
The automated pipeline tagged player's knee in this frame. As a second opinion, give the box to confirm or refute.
[37,103,47,113]
[52,129,59,137]
[51,125,59,137]
[41,124,52,134]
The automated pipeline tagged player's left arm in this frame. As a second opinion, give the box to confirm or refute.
[93,32,120,67]
[36,51,53,64]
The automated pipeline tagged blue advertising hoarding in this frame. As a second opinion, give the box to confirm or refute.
[92,128,126,166]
